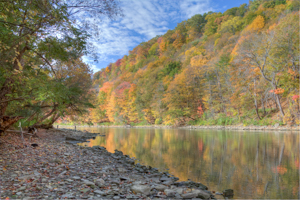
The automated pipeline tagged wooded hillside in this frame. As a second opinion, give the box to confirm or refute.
[87,0,299,126]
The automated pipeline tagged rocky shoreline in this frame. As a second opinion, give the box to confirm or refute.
[0,128,220,199]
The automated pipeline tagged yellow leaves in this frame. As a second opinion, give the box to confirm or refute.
[184,46,203,58]
[214,38,220,47]
[162,75,172,87]
[106,92,117,122]
[245,15,265,32]
[148,56,167,69]
[16,59,23,71]
[105,67,110,73]
[190,55,208,67]
[274,4,286,14]
[148,62,156,69]
[163,114,175,125]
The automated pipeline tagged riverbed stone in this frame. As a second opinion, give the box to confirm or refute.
[152,184,168,191]
[192,189,211,199]
[82,179,95,187]
[18,186,27,191]
[0,128,216,200]
[117,167,127,173]
[181,192,198,199]
[94,190,105,195]
[131,184,151,195]
[95,178,105,186]
[80,188,90,193]
[164,189,177,197]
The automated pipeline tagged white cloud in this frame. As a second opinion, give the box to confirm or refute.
[86,0,214,71]
[82,56,98,73]
[180,0,213,18]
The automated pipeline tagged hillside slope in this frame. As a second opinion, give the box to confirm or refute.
[88,0,299,126]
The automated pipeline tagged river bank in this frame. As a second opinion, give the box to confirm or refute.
[57,124,300,132]
[0,128,218,199]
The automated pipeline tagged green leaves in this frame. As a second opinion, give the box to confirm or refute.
[0,0,122,128]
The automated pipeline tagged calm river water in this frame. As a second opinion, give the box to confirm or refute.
[61,126,299,199]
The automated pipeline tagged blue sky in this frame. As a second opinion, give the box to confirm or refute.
[83,0,249,73]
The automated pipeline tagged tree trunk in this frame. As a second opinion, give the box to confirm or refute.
[261,96,266,116]
[253,79,261,120]
[275,94,285,117]
[0,116,24,135]
[0,44,29,115]
[0,78,13,115]
[254,98,261,120]
[32,105,57,126]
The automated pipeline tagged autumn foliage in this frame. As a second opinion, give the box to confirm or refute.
[90,0,299,125]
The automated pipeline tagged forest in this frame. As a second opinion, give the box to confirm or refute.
[78,0,300,126]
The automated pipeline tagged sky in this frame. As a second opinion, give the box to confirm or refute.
[83,0,249,73]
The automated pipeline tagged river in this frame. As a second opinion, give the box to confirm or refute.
[60,126,299,199]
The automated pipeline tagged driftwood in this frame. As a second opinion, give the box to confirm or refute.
[5,130,35,136]
[18,122,25,146]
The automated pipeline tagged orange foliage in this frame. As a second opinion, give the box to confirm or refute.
[158,38,168,55]
[100,82,113,93]
[172,30,185,49]
[269,88,285,94]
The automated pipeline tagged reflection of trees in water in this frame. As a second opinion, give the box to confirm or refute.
[83,127,298,199]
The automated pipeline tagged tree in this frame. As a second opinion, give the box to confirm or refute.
[0,0,122,132]
[244,15,265,32]
[233,12,299,117]
[204,12,222,36]
[219,16,244,35]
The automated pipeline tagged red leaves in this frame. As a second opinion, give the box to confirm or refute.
[115,59,122,67]
[272,165,287,175]
[115,81,131,97]
[292,95,300,101]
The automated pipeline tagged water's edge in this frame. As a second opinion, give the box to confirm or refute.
[57,124,300,131]
[61,128,219,199]
[60,127,299,199]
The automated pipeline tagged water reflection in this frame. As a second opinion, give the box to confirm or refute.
[64,126,299,199]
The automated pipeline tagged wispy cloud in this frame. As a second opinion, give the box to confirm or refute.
[180,0,214,18]
[88,0,214,72]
